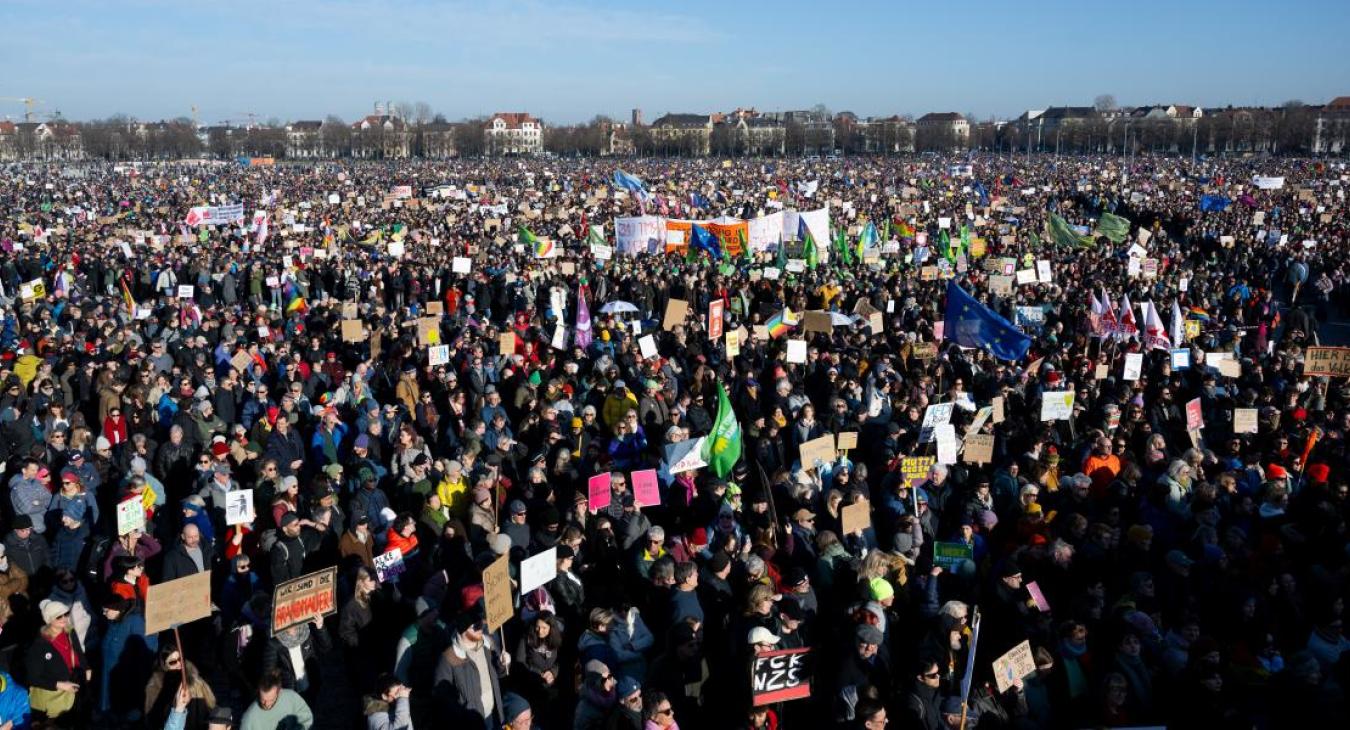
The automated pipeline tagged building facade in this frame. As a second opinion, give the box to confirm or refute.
[483,112,543,156]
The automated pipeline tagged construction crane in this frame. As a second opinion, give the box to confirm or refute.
[236,111,259,129]
[0,97,44,122]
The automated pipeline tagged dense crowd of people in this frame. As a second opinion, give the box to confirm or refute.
[0,152,1348,729]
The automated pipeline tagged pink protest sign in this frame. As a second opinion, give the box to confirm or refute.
[631,469,660,507]
[1026,581,1050,612]
[588,473,612,513]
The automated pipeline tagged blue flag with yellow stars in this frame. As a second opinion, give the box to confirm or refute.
[944,279,1032,361]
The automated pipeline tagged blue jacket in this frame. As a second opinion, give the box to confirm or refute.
[0,671,31,730]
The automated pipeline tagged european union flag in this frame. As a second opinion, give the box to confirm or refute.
[1199,195,1231,212]
[944,279,1032,361]
[690,224,722,261]
[973,181,990,207]
[612,170,649,198]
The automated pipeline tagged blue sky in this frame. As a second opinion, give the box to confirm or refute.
[3,0,1348,125]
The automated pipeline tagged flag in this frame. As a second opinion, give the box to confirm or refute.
[959,225,972,258]
[766,308,795,338]
[689,224,723,261]
[1097,211,1130,243]
[121,279,137,316]
[1199,195,1231,212]
[939,228,954,263]
[255,212,270,247]
[585,225,607,247]
[1170,300,1185,346]
[856,221,879,259]
[579,210,590,240]
[896,220,915,239]
[1118,294,1139,339]
[944,279,1032,361]
[700,383,742,479]
[800,219,818,270]
[521,225,554,258]
[973,181,990,207]
[737,227,750,259]
[834,227,853,266]
[613,169,649,199]
[1049,214,1094,248]
[1142,301,1171,350]
[574,290,593,349]
[1089,290,1106,336]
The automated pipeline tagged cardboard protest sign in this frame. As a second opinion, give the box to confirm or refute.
[631,469,660,507]
[374,548,406,582]
[271,567,338,636]
[933,541,974,570]
[662,299,689,330]
[145,571,213,634]
[117,499,145,536]
[426,301,444,315]
[992,641,1037,694]
[224,489,255,526]
[840,501,871,535]
[868,312,884,334]
[483,553,513,632]
[1217,358,1241,378]
[588,473,612,512]
[798,435,836,470]
[498,332,516,356]
[520,548,558,594]
[836,432,858,451]
[416,318,440,346]
[1305,347,1350,377]
[177,284,195,299]
[725,330,741,358]
[963,433,995,464]
[801,311,832,335]
[230,350,254,374]
[752,648,812,705]
[1233,408,1258,434]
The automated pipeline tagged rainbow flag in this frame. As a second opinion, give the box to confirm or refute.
[766,307,796,338]
[520,225,554,258]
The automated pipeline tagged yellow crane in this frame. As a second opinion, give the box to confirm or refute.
[0,97,44,122]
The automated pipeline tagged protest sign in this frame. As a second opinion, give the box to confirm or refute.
[1305,347,1350,377]
[588,473,612,512]
[499,332,516,356]
[933,541,974,570]
[520,548,558,594]
[638,334,658,360]
[117,499,145,536]
[841,501,871,535]
[1026,581,1051,612]
[992,396,1005,423]
[798,435,836,470]
[1040,391,1074,421]
[963,433,995,464]
[224,489,255,526]
[1217,358,1241,378]
[428,344,450,367]
[452,256,472,274]
[836,432,858,451]
[177,284,195,299]
[992,641,1037,694]
[271,567,337,636]
[786,339,807,363]
[483,553,514,632]
[935,424,958,465]
[752,648,812,705]
[631,469,660,507]
[1185,398,1204,431]
[708,299,724,339]
[145,571,213,634]
[1123,353,1143,381]
[801,310,832,335]
[374,549,406,582]
[1170,349,1190,370]
[662,299,689,330]
[1233,408,1258,434]
[901,456,936,489]
[725,330,741,358]
[664,437,707,474]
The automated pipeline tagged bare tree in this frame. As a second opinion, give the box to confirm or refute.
[322,115,351,157]
[413,102,433,126]
[1094,94,1118,112]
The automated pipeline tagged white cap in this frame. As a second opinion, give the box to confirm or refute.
[747,627,780,646]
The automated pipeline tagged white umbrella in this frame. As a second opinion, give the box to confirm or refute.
[600,301,639,314]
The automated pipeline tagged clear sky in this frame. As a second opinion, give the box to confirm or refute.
[3,0,1348,125]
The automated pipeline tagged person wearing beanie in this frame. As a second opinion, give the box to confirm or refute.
[4,512,49,578]
[434,608,509,728]
[26,599,87,723]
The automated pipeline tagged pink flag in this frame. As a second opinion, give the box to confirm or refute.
[574,291,593,349]
[631,469,660,507]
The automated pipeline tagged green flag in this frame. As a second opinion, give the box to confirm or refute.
[959,225,971,259]
[1049,214,1095,248]
[940,229,954,263]
[737,227,750,260]
[585,225,607,247]
[835,227,853,266]
[701,383,742,478]
[804,228,819,270]
[1097,211,1130,244]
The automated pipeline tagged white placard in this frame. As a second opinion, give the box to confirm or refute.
[1170,349,1191,370]
[938,216,952,229]
[786,339,807,363]
[428,345,450,366]
[1123,353,1143,381]
[1014,269,1035,285]
[1040,391,1075,421]
[177,285,195,299]
[452,256,472,274]
[117,498,146,535]
[550,325,567,350]
[638,334,658,359]
[520,547,559,593]
[1036,260,1052,283]
[387,241,405,257]
[935,424,958,465]
[224,489,255,526]
[328,193,340,204]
